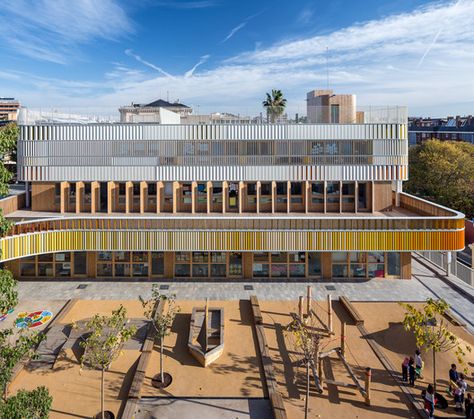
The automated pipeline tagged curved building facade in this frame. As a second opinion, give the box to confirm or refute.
[2,121,464,281]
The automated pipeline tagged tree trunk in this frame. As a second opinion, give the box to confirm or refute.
[432,348,436,394]
[101,368,105,419]
[305,361,309,419]
[160,337,164,384]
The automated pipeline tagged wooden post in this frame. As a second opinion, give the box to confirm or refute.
[207,181,212,214]
[191,181,197,214]
[256,181,261,214]
[318,356,323,387]
[156,181,163,213]
[60,181,69,213]
[76,181,84,213]
[107,181,115,213]
[341,321,346,357]
[364,367,371,406]
[271,181,276,214]
[327,294,333,333]
[222,181,228,214]
[306,286,312,316]
[91,181,99,213]
[125,181,133,214]
[173,181,180,213]
[140,181,148,213]
[287,181,291,214]
[298,296,304,321]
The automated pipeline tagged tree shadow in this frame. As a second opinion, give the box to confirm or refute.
[362,322,416,355]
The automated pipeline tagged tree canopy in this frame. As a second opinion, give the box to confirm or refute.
[405,140,474,219]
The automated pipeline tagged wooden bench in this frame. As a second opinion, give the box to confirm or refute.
[250,296,287,419]
[339,296,364,325]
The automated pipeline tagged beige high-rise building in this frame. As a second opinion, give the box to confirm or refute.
[306,89,356,123]
[0,97,20,122]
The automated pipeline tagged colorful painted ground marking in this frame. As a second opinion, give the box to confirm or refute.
[0,308,14,322]
[15,310,53,329]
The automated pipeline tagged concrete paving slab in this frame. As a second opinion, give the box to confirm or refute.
[135,397,273,419]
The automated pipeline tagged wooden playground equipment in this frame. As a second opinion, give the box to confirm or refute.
[288,286,372,406]
[188,299,225,367]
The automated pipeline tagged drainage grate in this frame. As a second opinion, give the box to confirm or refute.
[77,284,88,290]
[159,285,170,290]
[244,285,254,291]
[325,285,336,291]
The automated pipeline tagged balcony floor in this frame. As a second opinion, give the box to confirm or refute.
[7,206,420,221]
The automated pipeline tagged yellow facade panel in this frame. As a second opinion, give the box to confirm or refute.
[0,229,464,262]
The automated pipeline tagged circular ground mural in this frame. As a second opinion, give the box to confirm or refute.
[15,310,53,329]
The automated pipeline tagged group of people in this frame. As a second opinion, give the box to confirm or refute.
[401,351,472,418]
[401,349,424,386]
[449,364,472,417]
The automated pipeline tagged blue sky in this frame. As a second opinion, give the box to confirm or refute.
[0,0,473,117]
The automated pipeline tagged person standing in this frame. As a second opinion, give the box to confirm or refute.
[455,374,468,412]
[402,357,410,382]
[415,349,424,379]
[424,384,435,419]
[409,357,416,386]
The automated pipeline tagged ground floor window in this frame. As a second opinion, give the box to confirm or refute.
[331,252,400,279]
[174,251,234,278]
[252,252,318,278]
[14,251,404,280]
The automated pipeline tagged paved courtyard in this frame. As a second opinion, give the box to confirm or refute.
[16,256,474,333]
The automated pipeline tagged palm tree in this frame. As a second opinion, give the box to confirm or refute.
[262,89,287,123]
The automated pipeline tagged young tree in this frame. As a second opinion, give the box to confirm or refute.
[80,306,137,419]
[0,386,52,419]
[400,298,471,392]
[140,287,180,386]
[262,89,287,123]
[0,269,18,315]
[286,310,322,419]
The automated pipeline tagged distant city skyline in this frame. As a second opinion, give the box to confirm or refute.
[0,0,473,117]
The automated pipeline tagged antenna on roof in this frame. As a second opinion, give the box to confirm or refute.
[326,46,330,90]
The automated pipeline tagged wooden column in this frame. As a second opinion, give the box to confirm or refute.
[400,252,412,279]
[140,181,148,214]
[355,181,359,214]
[287,181,291,214]
[238,181,244,213]
[172,181,180,213]
[256,181,261,214]
[207,181,212,214]
[191,181,197,214]
[156,181,163,213]
[323,181,327,214]
[125,181,133,214]
[75,182,84,213]
[371,181,375,214]
[243,252,253,278]
[87,252,97,278]
[339,181,343,214]
[222,181,228,214]
[271,181,276,214]
[60,181,69,213]
[322,252,332,279]
[304,181,310,214]
[91,181,99,213]
[107,181,117,213]
[164,252,174,278]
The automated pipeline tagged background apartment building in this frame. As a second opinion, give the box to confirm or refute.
[0,97,20,124]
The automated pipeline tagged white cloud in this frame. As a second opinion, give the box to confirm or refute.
[222,22,247,43]
[185,55,211,78]
[124,49,176,80]
[0,0,133,64]
[3,0,474,117]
